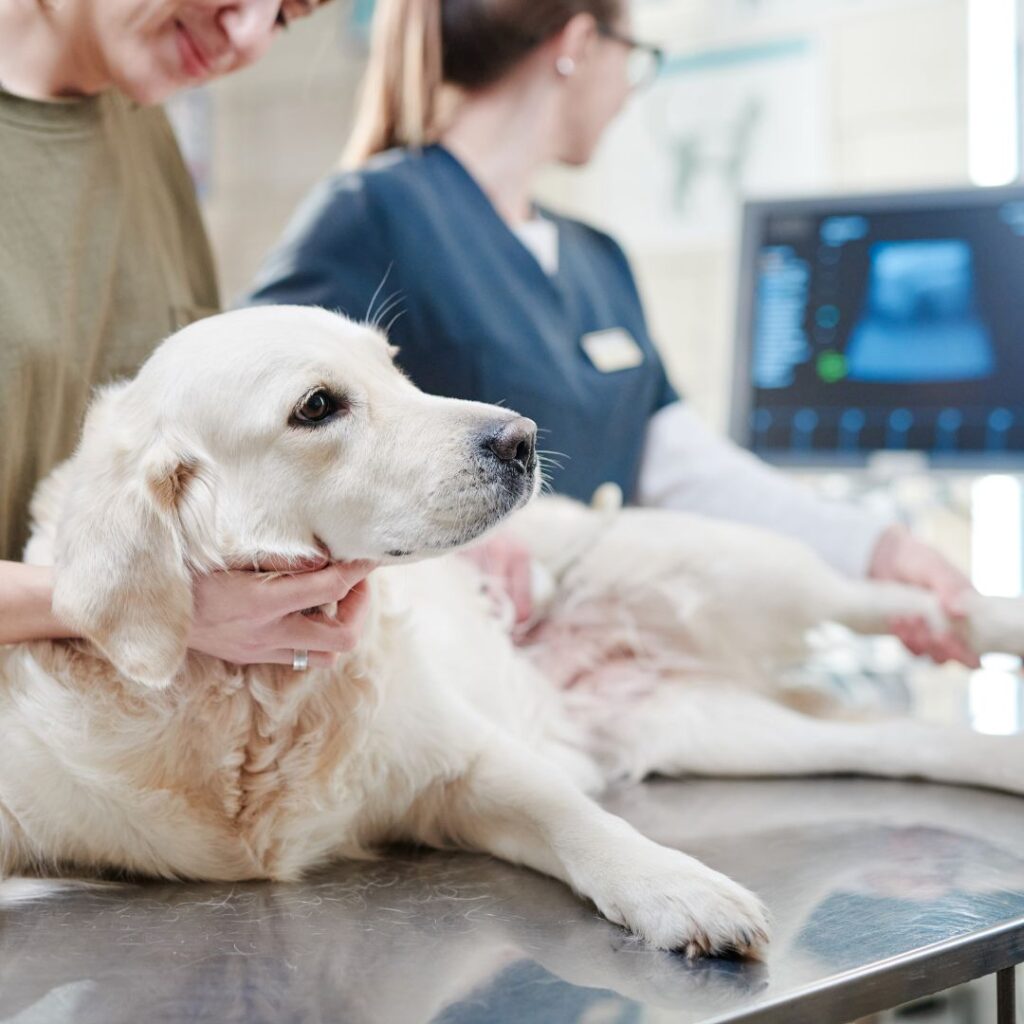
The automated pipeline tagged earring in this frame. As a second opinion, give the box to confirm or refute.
[555,56,576,77]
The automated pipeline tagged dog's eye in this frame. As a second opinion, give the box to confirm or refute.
[291,388,346,427]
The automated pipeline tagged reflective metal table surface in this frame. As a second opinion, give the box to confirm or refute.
[3,661,1024,1024]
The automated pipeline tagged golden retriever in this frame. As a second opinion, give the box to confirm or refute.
[4,306,1024,959]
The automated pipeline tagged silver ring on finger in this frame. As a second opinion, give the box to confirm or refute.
[292,649,309,672]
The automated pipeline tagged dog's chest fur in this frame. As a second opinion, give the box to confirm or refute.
[0,633,426,882]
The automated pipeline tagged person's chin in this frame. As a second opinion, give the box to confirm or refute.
[107,64,171,105]
[115,45,196,105]
[122,82,172,105]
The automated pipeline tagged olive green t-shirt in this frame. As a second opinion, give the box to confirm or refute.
[0,88,219,562]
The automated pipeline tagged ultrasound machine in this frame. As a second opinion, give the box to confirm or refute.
[731,185,1024,470]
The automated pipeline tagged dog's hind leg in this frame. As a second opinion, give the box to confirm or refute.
[409,729,770,957]
[961,593,1024,655]
[608,684,1024,796]
[823,577,1024,659]
[822,578,947,637]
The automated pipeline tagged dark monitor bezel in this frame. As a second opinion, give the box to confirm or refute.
[729,183,1024,470]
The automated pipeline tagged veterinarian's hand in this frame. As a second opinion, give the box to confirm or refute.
[869,525,980,667]
[461,533,534,627]
[188,559,375,668]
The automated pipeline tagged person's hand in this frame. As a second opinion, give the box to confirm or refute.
[461,533,534,627]
[188,557,375,669]
[868,524,979,667]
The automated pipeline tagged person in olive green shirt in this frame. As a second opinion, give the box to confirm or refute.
[0,0,372,668]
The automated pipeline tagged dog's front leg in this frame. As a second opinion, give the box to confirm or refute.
[413,734,769,957]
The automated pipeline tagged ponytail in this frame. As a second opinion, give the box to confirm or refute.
[342,0,443,166]
[343,0,622,167]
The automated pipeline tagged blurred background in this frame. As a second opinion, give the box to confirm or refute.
[170,0,1018,432]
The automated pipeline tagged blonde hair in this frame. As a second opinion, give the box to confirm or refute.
[343,0,621,166]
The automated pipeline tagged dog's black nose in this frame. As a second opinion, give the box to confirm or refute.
[484,416,537,473]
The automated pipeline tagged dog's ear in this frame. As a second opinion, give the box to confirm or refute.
[52,388,203,689]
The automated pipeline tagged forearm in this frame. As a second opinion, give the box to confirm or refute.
[0,562,78,644]
[636,403,891,578]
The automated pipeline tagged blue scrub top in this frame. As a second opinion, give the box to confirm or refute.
[246,145,677,503]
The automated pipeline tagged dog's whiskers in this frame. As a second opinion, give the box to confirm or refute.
[364,264,395,325]
[382,308,407,336]
[537,453,564,473]
[370,292,405,333]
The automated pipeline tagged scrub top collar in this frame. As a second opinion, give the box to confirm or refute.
[427,143,565,300]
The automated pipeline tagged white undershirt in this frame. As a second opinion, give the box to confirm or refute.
[514,221,888,577]
[513,216,559,276]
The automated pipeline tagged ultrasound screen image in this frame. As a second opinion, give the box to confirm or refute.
[743,194,1024,462]
[846,240,994,383]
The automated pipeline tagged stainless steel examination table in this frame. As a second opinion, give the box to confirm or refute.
[3,664,1024,1024]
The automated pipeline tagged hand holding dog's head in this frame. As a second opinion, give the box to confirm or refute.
[51,306,538,688]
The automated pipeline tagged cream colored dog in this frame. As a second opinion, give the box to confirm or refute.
[4,306,1024,959]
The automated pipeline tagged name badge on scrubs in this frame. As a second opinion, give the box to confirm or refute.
[580,328,645,373]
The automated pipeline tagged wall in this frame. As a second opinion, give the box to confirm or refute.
[198,5,367,303]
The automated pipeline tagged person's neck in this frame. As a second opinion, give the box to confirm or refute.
[0,0,109,100]
[440,73,560,226]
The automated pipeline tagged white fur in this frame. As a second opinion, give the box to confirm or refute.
[5,306,1024,959]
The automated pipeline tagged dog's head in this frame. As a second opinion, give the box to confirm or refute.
[51,306,538,687]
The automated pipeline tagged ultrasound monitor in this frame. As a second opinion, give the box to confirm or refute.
[730,185,1024,468]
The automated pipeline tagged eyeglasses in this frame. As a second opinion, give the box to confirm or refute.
[597,24,664,90]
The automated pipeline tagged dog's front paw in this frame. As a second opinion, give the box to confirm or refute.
[585,844,770,958]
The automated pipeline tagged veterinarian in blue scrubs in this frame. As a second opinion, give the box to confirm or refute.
[247,0,976,665]
[0,0,372,669]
